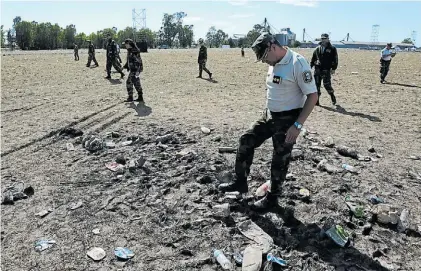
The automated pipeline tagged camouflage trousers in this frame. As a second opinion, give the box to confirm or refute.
[380,59,391,80]
[126,71,142,97]
[106,57,123,76]
[198,60,211,77]
[235,108,302,195]
[314,68,334,96]
[74,51,79,61]
[86,53,98,66]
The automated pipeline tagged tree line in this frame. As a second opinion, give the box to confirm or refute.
[4,13,413,50]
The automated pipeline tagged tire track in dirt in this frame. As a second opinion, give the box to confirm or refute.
[1,102,122,157]
[0,103,45,113]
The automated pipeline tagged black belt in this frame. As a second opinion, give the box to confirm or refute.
[270,108,302,117]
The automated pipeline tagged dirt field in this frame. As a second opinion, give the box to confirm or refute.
[1,48,421,271]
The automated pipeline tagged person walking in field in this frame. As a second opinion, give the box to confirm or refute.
[197,38,212,79]
[122,39,144,103]
[86,40,98,67]
[380,43,396,83]
[310,33,338,106]
[73,43,79,61]
[105,34,125,79]
[218,32,318,210]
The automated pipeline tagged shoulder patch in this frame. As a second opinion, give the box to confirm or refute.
[302,70,313,83]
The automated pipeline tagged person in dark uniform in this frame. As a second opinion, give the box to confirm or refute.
[73,43,79,61]
[197,38,212,79]
[122,39,144,102]
[218,33,318,210]
[310,33,338,106]
[105,34,125,79]
[241,47,245,57]
[86,40,98,67]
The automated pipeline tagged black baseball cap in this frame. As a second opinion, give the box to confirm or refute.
[321,33,329,39]
[251,32,278,62]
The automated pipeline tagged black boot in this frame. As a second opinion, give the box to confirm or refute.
[252,192,280,211]
[120,72,125,78]
[209,72,213,79]
[218,180,248,193]
[330,93,337,105]
[105,75,111,79]
[137,94,144,102]
[125,96,134,102]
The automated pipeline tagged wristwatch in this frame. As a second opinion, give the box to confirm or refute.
[294,121,303,130]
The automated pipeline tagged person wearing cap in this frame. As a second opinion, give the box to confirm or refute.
[73,43,79,61]
[86,40,98,67]
[218,32,318,210]
[197,38,212,79]
[122,39,144,102]
[105,34,125,79]
[310,33,338,105]
[380,43,395,83]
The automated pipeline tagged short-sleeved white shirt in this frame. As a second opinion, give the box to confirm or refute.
[266,49,317,112]
[381,48,392,61]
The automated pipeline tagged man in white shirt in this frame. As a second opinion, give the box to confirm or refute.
[380,43,395,83]
[219,32,318,210]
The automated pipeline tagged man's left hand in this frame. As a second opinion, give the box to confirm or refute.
[285,125,300,144]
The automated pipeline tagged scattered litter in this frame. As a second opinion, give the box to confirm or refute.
[325,225,350,247]
[233,251,243,266]
[35,240,56,252]
[351,72,359,75]
[92,228,100,235]
[105,141,116,149]
[242,245,262,271]
[267,253,287,266]
[346,202,365,218]
[120,141,133,146]
[238,220,273,254]
[324,136,335,147]
[373,205,399,225]
[336,145,359,159]
[87,247,106,261]
[342,164,358,174]
[397,209,409,233]
[114,247,134,260]
[69,200,83,210]
[201,126,211,134]
[59,127,83,137]
[66,143,75,151]
[409,155,420,160]
[255,180,270,197]
[368,195,384,204]
[299,188,310,198]
[105,162,125,172]
[2,182,34,204]
[368,146,376,153]
[36,209,52,218]
[218,147,236,153]
[82,135,104,151]
[213,249,232,270]
[212,203,230,218]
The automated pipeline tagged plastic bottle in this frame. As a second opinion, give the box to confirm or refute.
[255,180,271,197]
[213,249,232,270]
[342,164,358,173]
[397,209,409,233]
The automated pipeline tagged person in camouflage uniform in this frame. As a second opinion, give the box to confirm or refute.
[86,40,98,67]
[122,39,144,102]
[219,33,318,210]
[105,34,125,79]
[310,33,338,106]
[197,38,212,79]
[73,43,79,61]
